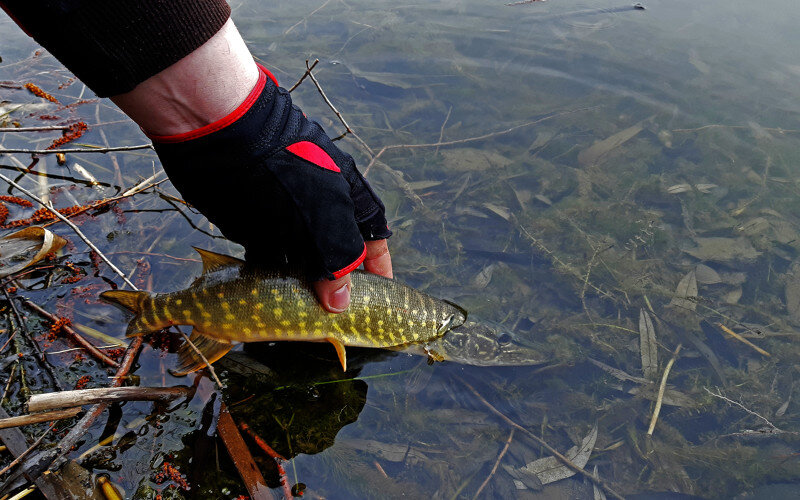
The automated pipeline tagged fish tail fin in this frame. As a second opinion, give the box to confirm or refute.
[171,329,233,377]
[100,290,149,313]
[100,290,154,337]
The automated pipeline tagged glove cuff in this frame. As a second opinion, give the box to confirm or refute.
[148,64,279,144]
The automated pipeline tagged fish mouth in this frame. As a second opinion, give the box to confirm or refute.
[430,320,547,367]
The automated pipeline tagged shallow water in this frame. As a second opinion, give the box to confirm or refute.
[2,0,800,498]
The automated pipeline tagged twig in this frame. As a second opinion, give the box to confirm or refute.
[647,344,682,436]
[0,423,56,476]
[0,144,153,155]
[304,60,375,156]
[0,408,80,430]
[287,58,319,92]
[459,378,624,500]
[364,106,597,175]
[716,323,770,357]
[217,405,274,500]
[1,365,16,401]
[283,0,332,35]
[0,172,136,289]
[240,422,294,500]
[434,106,452,156]
[26,386,193,413]
[704,387,784,432]
[672,124,800,134]
[20,298,120,368]
[473,428,514,499]
[2,289,63,391]
[0,126,72,133]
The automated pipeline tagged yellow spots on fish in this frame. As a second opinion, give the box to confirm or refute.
[378,320,384,327]
[281,320,291,327]
[350,326,358,335]
[385,308,392,316]
[222,323,232,330]
[251,288,259,296]
[296,299,306,308]
[263,329,274,337]
[191,293,199,301]
[238,299,247,305]
[314,321,322,327]
[408,320,415,327]
[299,322,306,329]
[411,331,419,340]
[217,292,225,299]
[221,302,230,310]
[366,326,372,334]
[271,289,283,302]
[273,308,283,318]
[196,302,205,310]
[378,327,385,334]
[363,295,370,304]
[242,327,251,335]
[201,311,211,319]
[299,311,308,318]
[333,322,344,334]
[314,329,322,336]
[182,310,192,318]
[256,322,266,329]
[203,321,212,328]
[348,312,356,323]
[412,309,418,316]
[225,313,235,321]
[175,299,183,306]
[396,313,403,322]
[255,303,263,310]
[365,316,371,325]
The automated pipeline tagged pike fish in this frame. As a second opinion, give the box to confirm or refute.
[100,248,467,375]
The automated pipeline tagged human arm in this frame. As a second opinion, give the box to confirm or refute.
[0,1,392,311]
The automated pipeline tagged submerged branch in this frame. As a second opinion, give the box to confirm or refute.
[26,386,193,413]
[0,144,153,155]
[0,408,80,431]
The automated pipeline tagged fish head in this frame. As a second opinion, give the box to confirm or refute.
[433,320,547,366]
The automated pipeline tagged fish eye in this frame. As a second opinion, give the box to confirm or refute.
[498,333,512,345]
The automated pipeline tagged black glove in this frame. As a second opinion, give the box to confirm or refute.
[151,66,391,280]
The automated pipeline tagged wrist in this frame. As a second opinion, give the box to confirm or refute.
[110,19,259,136]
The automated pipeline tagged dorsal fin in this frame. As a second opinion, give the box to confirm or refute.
[193,247,245,274]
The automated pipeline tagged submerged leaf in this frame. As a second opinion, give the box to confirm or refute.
[578,118,650,166]
[694,264,722,284]
[785,261,800,323]
[669,270,698,311]
[0,227,66,278]
[639,309,658,379]
[684,237,760,263]
[503,424,598,487]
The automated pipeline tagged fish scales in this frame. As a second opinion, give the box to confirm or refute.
[146,271,458,348]
[102,249,467,373]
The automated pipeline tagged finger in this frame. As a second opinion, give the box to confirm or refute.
[313,274,351,313]
[364,239,393,279]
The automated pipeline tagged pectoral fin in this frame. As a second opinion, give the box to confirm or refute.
[172,329,233,377]
[326,337,348,371]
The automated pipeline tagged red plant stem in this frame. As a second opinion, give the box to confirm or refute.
[240,422,294,499]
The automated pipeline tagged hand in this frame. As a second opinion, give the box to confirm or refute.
[314,239,393,313]
[112,21,391,309]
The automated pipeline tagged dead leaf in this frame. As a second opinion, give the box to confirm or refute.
[722,287,743,305]
[472,263,498,289]
[0,227,66,278]
[639,309,658,379]
[407,180,443,191]
[667,183,692,194]
[669,270,698,311]
[785,261,800,323]
[483,203,512,221]
[684,237,760,263]
[694,183,719,193]
[694,264,722,285]
[578,117,651,166]
[503,424,598,488]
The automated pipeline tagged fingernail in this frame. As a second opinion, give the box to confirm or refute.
[330,283,350,312]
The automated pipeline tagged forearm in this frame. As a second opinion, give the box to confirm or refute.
[0,0,231,98]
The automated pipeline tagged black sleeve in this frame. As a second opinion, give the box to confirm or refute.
[0,0,231,97]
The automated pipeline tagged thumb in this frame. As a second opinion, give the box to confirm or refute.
[313,274,351,313]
